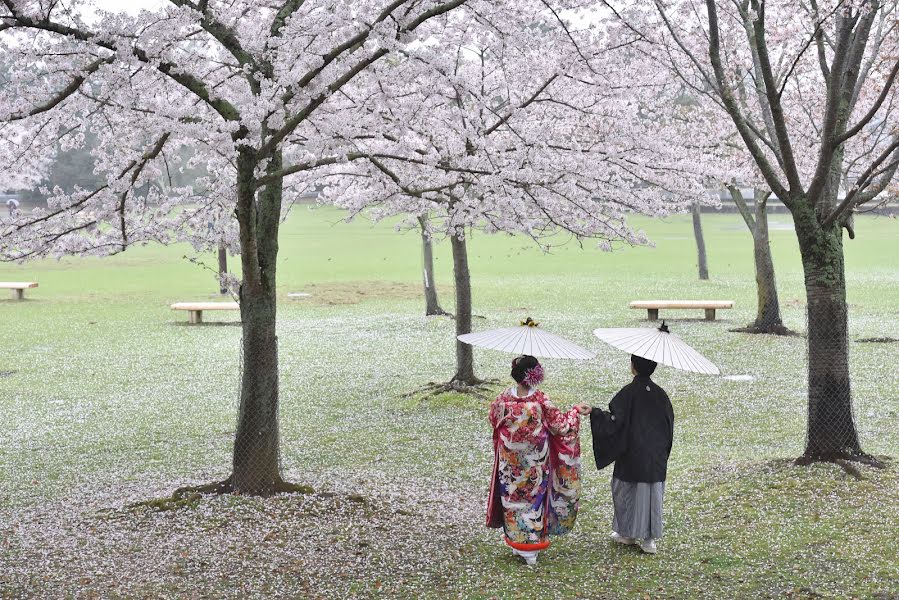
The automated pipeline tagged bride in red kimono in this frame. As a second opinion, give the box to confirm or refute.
[486,355,585,566]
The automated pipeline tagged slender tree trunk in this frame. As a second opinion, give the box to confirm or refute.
[692,203,709,280]
[793,202,862,460]
[751,218,783,331]
[450,233,479,385]
[231,149,283,494]
[418,215,447,316]
[730,187,787,333]
[749,191,784,332]
[218,244,228,295]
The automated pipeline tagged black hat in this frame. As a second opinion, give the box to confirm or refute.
[631,354,657,377]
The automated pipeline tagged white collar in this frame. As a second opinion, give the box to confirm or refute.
[509,386,537,399]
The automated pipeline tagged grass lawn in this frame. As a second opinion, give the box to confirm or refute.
[0,208,897,599]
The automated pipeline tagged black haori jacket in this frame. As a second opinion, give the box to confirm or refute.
[589,375,674,483]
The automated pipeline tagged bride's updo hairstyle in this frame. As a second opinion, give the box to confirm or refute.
[511,355,544,388]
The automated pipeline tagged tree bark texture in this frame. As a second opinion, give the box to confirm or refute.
[231,149,283,494]
[692,203,709,280]
[450,233,479,385]
[218,244,228,295]
[793,202,862,459]
[418,215,447,316]
[731,188,786,333]
[750,212,783,331]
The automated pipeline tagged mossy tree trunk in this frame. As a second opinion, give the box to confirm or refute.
[792,199,862,460]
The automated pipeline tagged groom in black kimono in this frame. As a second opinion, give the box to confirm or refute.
[579,354,674,554]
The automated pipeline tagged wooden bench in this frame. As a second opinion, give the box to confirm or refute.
[171,301,239,324]
[0,282,38,301]
[630,300,734,321]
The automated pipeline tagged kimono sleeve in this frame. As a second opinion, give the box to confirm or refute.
[589,388,631,470]
[542,397,580,436]
[664,391,675,457]
[488,396,506,429]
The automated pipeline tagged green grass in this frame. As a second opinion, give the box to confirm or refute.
[0,208,897,599]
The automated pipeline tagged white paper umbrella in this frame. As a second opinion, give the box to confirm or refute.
[593,322,720,375]
[458,318,596,360]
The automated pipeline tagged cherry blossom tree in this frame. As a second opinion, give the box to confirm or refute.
[670,92,791,332]
[606,0,899,464]
[325,6,704,391]
[0,0,476,495]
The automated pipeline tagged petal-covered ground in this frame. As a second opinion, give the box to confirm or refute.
[1,210,897,599]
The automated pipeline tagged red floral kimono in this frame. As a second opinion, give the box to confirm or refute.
[486,387,581,548]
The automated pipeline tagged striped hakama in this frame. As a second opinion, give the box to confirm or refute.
[611,478,665,540]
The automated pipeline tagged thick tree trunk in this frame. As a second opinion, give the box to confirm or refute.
[231,149,283,494]
[793,204,863,460]
[418,215,447,316]
[692,203,709,280]
[450,233,479,385]
[218,244,228,295]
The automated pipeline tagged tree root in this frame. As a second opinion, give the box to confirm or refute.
[834,460,865,480]
[129,476,314,511]
[730,323,799,336]
[269,480,316,495]
[404,378,501,400]
[794,452,889,479]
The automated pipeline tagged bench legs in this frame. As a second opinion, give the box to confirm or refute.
[188,310,203,324]
[12,289,24,301]
[705,308,716,321]
[647,308,659,321]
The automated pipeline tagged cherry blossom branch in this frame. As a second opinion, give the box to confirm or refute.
[482,74,557,136]
[259,0,469,158]
[835,58,899,145]
[705,0,789,202]
[5,57,113,121]
[0,3,243,125]
[822,135,899,227]
[117,132,172,250]
[776,0,844,99]
[5,132,171,234]
[747,0,803,194]
[167,0,258,73]
[807,8,867,203]
[270,0,306,38]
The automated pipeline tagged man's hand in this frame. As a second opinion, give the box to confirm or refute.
[574,403,592,415]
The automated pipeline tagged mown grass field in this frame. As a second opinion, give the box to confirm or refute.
[0,208,897,599]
